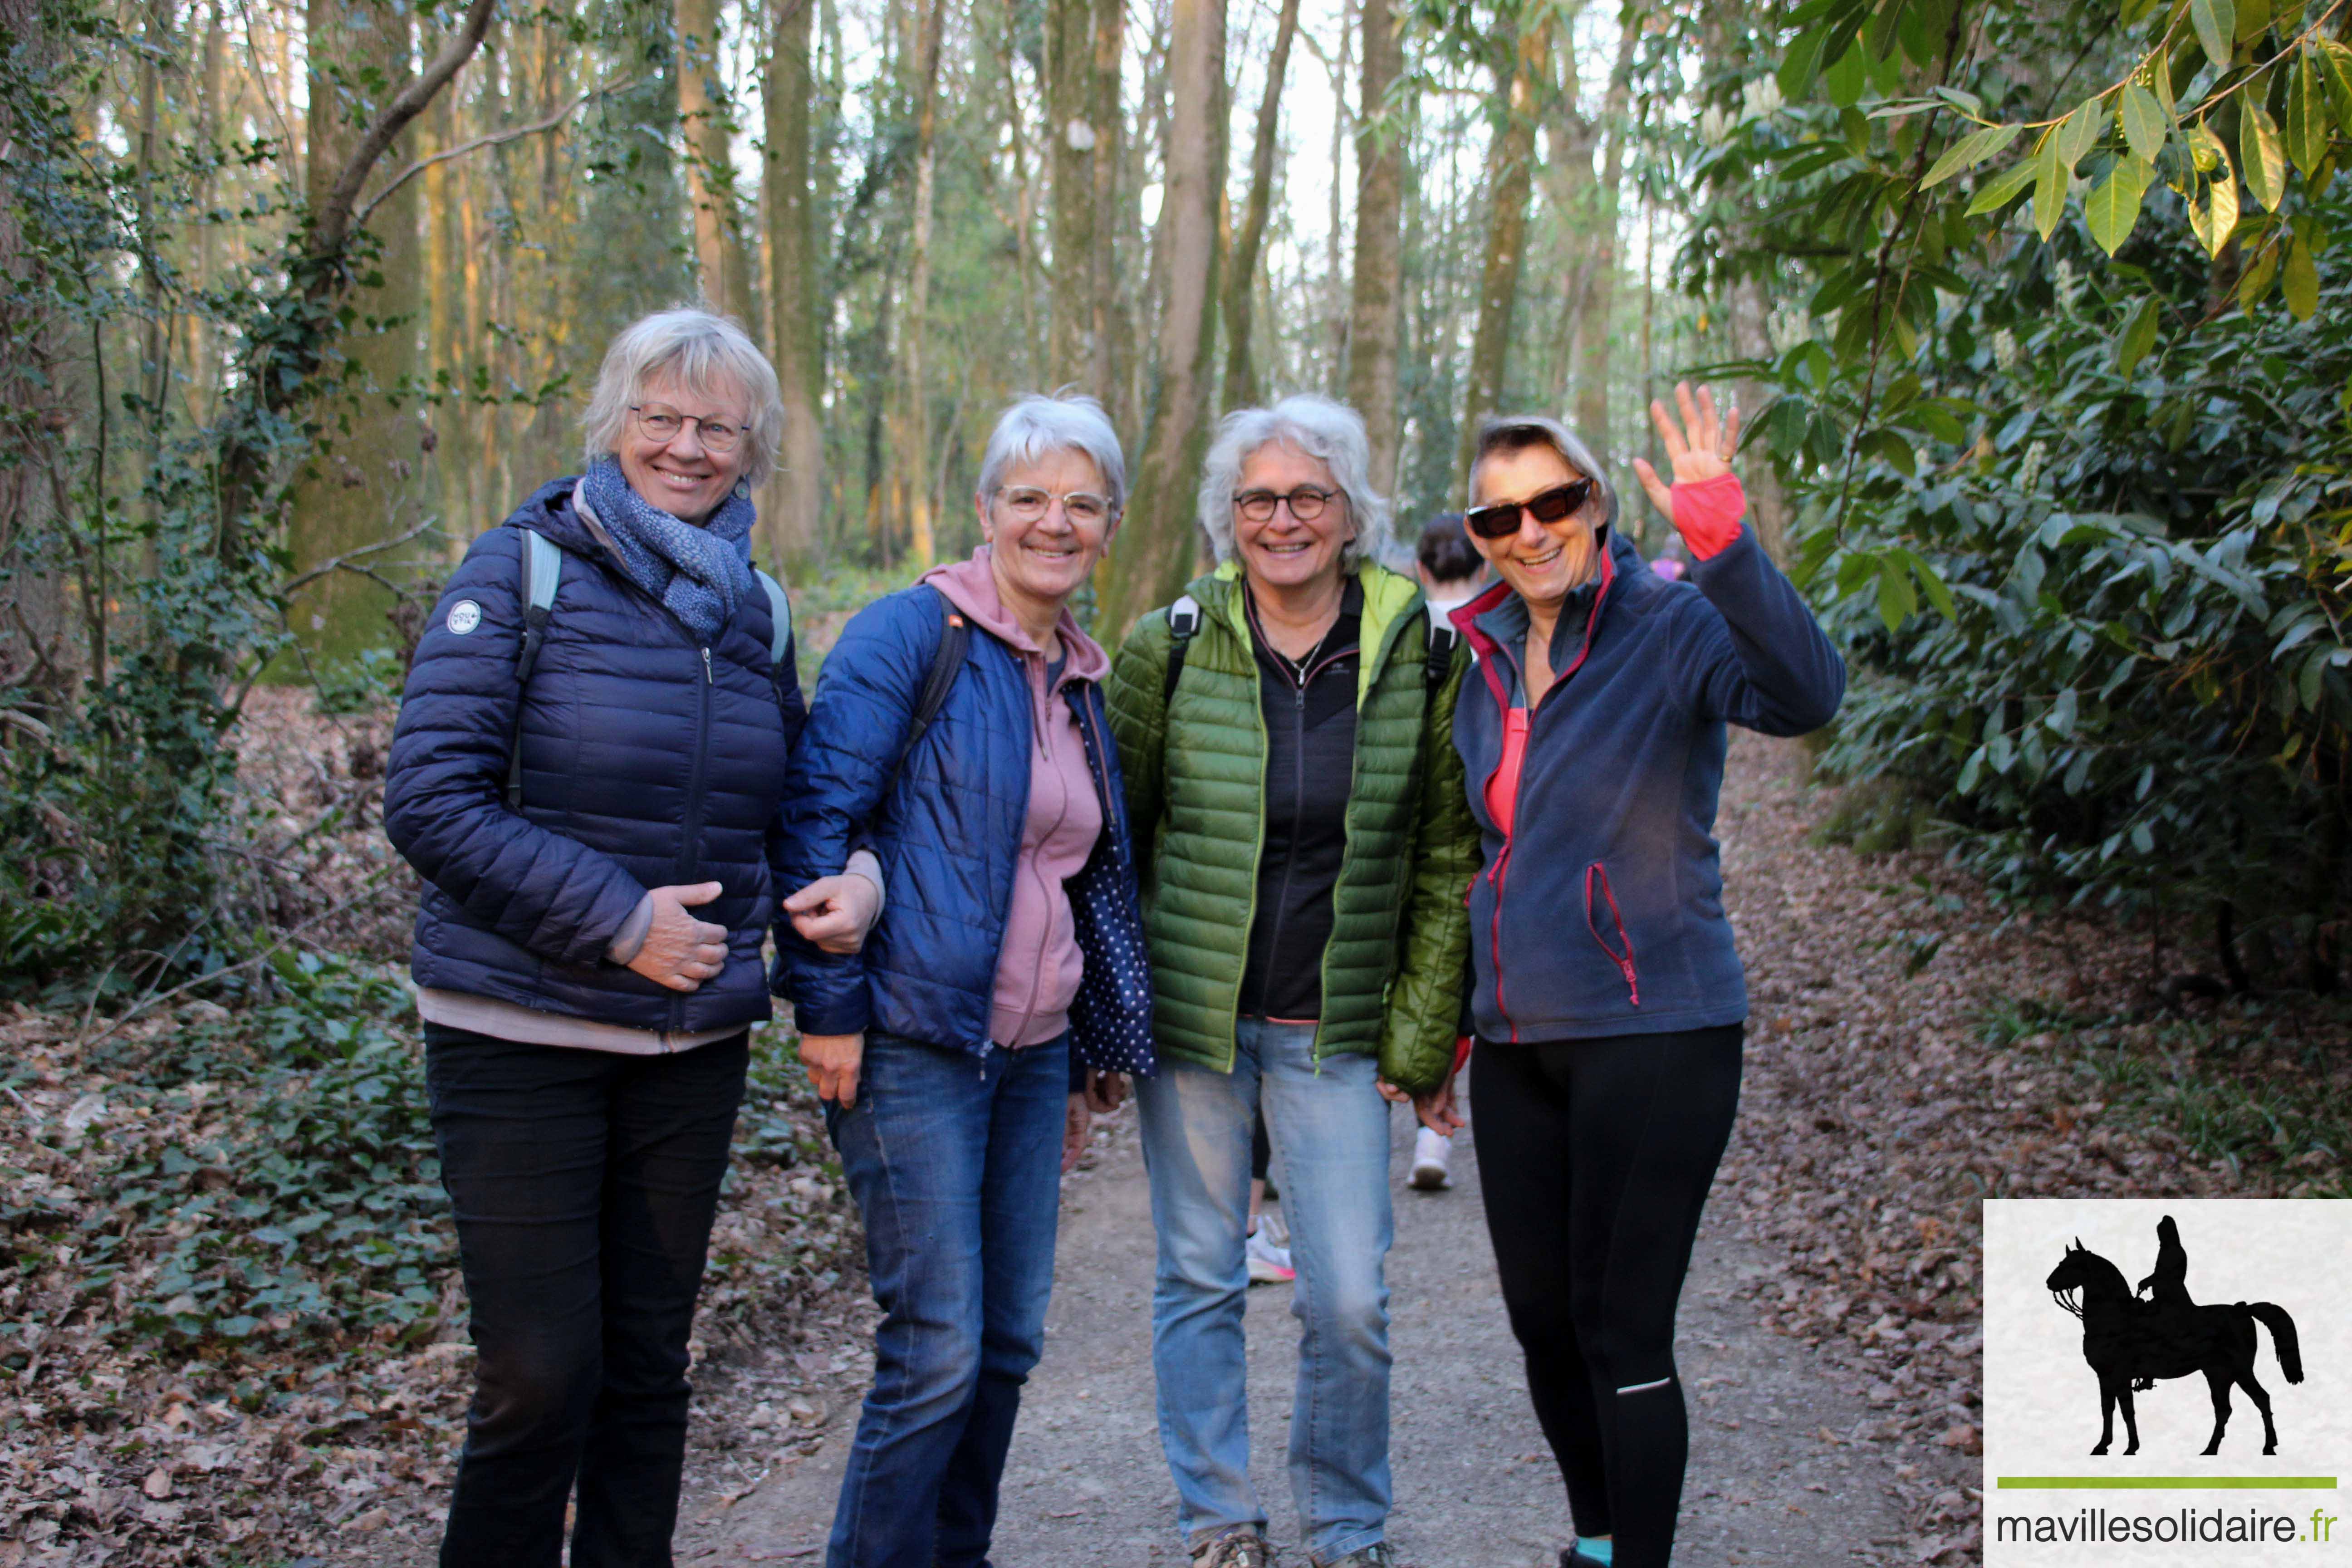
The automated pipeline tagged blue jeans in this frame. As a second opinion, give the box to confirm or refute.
[823,1033,1069,1568]
[1136,1019,1394,1566]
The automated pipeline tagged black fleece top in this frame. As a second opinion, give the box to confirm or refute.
[1237,580,1362,1021]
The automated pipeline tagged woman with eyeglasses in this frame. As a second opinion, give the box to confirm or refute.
[774,391,1153,1568]
[1104,394,1479,1568]
[1446,386,1843,1568]
[386,306,883,1564]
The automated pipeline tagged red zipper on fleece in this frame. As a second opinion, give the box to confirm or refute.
[1584,860,1640,1006]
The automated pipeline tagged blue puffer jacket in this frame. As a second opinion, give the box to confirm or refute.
[773,585,1154,1072]
[1452,524,1843,1043]
[385,478,803,1033]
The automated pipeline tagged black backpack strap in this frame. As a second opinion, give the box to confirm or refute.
[1424,608,1458,696]
[1162,593,1201,704]
[897,589,970,773]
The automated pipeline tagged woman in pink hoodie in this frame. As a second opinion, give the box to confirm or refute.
[775,392,1154,1568]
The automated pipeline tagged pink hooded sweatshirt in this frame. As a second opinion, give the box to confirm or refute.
[919,549,1109,1050]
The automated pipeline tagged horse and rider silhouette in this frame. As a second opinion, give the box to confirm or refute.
[2045,1216,2303,1457]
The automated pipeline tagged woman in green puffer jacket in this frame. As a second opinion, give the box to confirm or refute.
[1105,394,1480,1568]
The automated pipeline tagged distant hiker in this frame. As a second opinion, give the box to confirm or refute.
[385,307,878,1565]
[773,391,1152,1568]
[1446,386,1845,1568]
[1104,395,1479,1568]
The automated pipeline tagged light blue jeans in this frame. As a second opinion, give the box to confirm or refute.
[1136,1017,1394,1566]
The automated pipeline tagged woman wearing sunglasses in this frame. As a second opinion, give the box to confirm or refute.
[1104,395,1478,1568]
[1446,386,1843,1568]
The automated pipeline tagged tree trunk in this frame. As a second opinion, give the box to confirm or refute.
[1046,0,1097,384]
[1343,0,1403,490]
[290,0,422,661]
[1322,0,1353,386]
[1570,13,1637,455]
[762,0,823,565]
[676,0,753,320]
[1093,0,1224,640]
[1454,18,1546,490]
[1087,0,1127,411]
[902,0,944,566]
[1219,0,1300,412]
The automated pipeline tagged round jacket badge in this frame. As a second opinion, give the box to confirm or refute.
[446,600,483,636]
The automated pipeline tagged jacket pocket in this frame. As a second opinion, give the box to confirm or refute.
[1583,861,1640,1008]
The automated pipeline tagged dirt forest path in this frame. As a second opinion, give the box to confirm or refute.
[677,739,1924,1568]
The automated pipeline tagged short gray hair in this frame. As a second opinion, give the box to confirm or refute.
[975,391,1127,511]
[581,306,787,486]
[1196,395,1392,571]
[1467,414,1620,531]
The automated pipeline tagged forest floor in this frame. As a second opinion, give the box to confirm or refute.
[6,716,2348,1568]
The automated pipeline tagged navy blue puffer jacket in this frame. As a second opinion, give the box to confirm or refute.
[772,585,1153,1070]
[385,478,803,1033]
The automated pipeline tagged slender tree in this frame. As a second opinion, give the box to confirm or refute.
[1343,0,1403,487]
[764,0,824,563]
[1046,0,1098,383]
[1220,0,1301,411]
[903,0,945,565]
[1086,0,1127,411]
[677,0,753,319]
[1454,10,1547,488]
[1094,0,1225,638]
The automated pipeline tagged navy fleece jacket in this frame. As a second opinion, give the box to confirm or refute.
[1450,524,1844,1044]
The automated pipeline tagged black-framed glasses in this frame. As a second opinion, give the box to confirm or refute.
[632,404,743,453]
[1234,485,1338,523]
[1465,478,1597,540]
[997,485,1113,525]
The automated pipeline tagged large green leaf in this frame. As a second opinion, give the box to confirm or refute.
[1964,156,2040,216]
[2285,46,2328,177]
[2241,100,2287,211]
[2190,0,2237,69]
[2033,131,2068,240]
[1921,122,2021,189]
[2087,158,2154,254]
[2119,83,2168,163]
[2238,238,2281,310]
[2320,40,2352,138]
[2115,296,2161,374]
[2282,234,2320,319]
[1779,27,1831,100]
[2055,98,2102,173]
[1824,44,1868,108]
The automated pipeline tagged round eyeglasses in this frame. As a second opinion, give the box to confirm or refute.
[996,486,1113,526]
[632,405,743,454]
[1232,485,1337,523]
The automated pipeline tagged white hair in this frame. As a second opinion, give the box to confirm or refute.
[580,305,786,486]
[1196,395,1392,571]
[975,391,1128,510]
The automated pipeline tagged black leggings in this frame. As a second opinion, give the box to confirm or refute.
[1470,1025,1743,1568]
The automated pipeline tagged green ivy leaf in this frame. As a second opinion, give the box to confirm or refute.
[2285,46,2328,177]
[1965,156,2040,216]
[1921,122,2022,189]
[2087,158,2154,254]
[2033,131,2069,240]
[2282,235,2320,319]
[2119,83,2168,163]
[2056,99,2102,173]
[2241,99,2287,211]
[2190,0,2237,69]
[2115,295,2162,374]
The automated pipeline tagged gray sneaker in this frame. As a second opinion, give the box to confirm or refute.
[1324,1546,1396,1568]
[1193,1528,1277,1568]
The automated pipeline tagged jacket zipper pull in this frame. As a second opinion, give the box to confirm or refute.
[701,647,713,684]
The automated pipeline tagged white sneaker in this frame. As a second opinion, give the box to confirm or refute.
[1245,1219,1294,1284]
[1409,1126,1451,1191]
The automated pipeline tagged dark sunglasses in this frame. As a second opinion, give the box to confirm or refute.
[1465,478,1597,540]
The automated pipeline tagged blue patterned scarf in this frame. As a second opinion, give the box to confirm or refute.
[578,456,758,644]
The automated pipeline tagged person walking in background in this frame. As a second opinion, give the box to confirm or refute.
[1446,385,1844,1568]
[385,306,880,1568]
[774,392,1153,1568]
[1105,395,1480,1568]
[1402,513,1487,1193]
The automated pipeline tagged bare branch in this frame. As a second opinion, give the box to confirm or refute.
[277,513,439,597]
[355,83,629,227]
[309,0,500,263]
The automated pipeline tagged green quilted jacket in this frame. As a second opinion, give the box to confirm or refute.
[1104,559,1480,1093]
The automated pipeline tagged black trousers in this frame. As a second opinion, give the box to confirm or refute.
[1470,1024,1744,1568]
[423,1022,749,1568]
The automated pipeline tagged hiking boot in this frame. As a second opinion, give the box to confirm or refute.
[1324,1544,1396,1568]
[1408,1126,1451,1191]
[1193,1526,1277,1568]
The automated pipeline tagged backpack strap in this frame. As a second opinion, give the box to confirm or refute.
[897,589,970,773]
[1162,594,1201,704]
[1425,610,1458,697]
[755,568,792,666]
[507,527,563,809]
